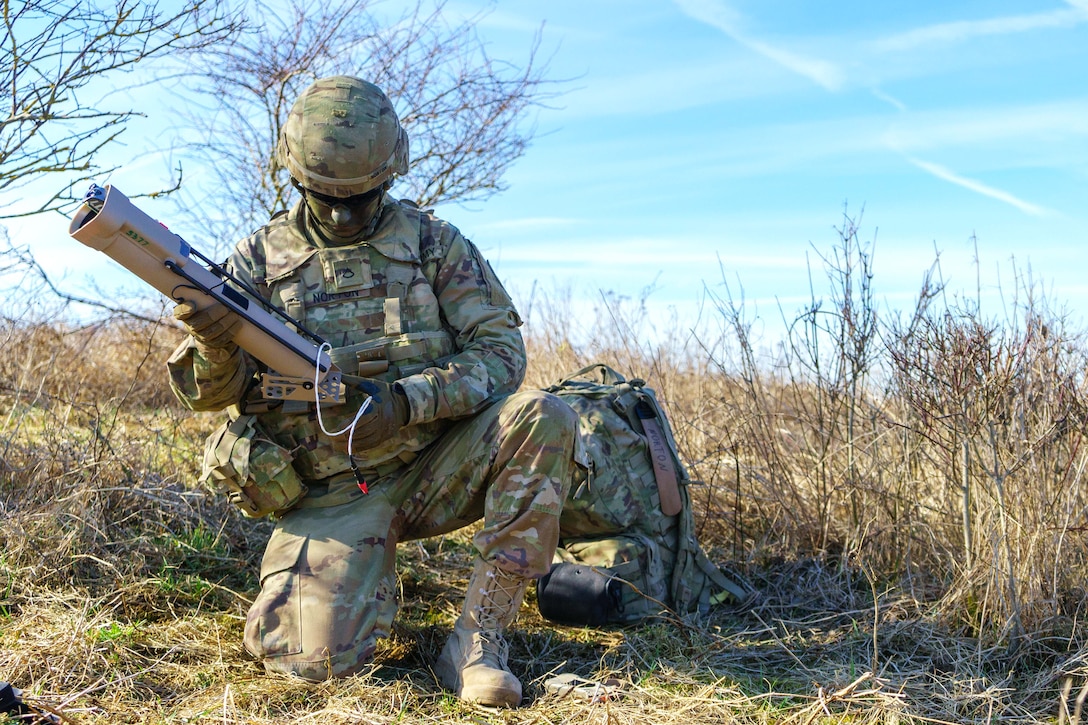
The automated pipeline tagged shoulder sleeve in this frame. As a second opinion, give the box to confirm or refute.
[396,211,526,423]
[165,239,262,412]
[166,337,257,412]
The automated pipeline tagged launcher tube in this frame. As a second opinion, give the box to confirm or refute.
[68,184,331,379]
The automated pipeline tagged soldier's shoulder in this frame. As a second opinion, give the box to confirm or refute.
[258,206,298,239]
[243,205,302,245]
[390,198,463,260]
[392,197,458,230]
[234,205,309,280]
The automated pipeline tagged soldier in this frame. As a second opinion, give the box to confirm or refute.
[167,75,578,708]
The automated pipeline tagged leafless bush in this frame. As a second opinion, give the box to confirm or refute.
[887,271,1088,643]
[1,0,242,216]
[177,0,561,250]
[667,211,1088,646]
[0,305,265,600]
[693,211,889,562]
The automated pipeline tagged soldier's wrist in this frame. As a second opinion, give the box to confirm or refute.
[394,374,433,425]
[392,382,410,427]
[196,340,240,364]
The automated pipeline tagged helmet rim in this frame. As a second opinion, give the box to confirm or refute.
[277,76,409,198]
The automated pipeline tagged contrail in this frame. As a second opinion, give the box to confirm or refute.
[907,157,1050,217]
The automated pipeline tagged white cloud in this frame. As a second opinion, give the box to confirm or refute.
[671,0,846,91]
[873,5,1088,53]
[905,157,1051,217]
[740,38,845,91]
[871,88,907,112]
[500,235,810,270]
[551,55,798,119]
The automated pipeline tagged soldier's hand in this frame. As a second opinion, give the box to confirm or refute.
[353,378,411,450]
[173,299,242,349]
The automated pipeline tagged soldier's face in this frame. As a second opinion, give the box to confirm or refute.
[304,187,384,240]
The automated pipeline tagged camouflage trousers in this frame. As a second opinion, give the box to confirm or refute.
[242,390,578,681]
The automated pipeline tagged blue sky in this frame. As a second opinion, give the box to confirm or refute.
[442,0,1088,339]
[20,0,1088,342]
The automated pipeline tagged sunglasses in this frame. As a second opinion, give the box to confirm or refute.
[306,187,382,208]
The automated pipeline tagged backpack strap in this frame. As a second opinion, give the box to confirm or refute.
[673,482,758,609]
[552,363,626,388]
[634,397,683,516]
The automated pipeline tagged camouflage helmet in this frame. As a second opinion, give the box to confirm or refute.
[277,76,409,198]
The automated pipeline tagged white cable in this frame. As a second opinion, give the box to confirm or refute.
[312,341,373,458]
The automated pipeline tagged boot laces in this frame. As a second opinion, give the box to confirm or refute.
[468,569,521,665]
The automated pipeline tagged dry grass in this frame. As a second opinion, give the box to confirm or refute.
[3,223,1088,723]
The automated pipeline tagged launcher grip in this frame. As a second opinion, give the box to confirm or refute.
[68,184,332,381]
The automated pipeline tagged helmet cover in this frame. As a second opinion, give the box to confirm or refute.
[278,76,409,197]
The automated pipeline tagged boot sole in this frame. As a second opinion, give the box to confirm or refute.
[435,643,521,708]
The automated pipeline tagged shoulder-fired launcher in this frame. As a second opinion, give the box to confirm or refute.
[68,184,341,402]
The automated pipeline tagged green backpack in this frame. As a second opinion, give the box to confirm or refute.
[535,364,756,626]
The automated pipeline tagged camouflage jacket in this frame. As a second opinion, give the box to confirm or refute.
[168,198,526,481]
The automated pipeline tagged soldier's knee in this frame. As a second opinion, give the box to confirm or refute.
[244,552,399,682]
[260,639,378,681]
[539,390,579,427]
[504,390,578,434]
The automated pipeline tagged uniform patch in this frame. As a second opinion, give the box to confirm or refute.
[321,252,373,293]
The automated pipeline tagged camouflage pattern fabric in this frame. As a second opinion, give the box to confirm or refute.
[201,414,307,519]
[539,364,756,624]
[277,76,409,198]
[168,196,527,476]
[242,390,575,681]
[167,196,576,680]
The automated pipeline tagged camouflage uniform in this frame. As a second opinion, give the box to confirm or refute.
[168,196,577,680]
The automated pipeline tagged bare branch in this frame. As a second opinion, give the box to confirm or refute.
[0,237,169,325]
[0,0,243,218]
[177,0,563,251]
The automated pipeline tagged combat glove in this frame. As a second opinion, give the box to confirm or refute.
[353,378,410,450]
[174,299,242,350]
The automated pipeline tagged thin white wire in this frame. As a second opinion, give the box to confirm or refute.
[313,342,373,457]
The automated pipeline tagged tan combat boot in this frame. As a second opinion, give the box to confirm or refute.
[435,558,530,707]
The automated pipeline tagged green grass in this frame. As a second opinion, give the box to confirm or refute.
[93,621,141,643]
